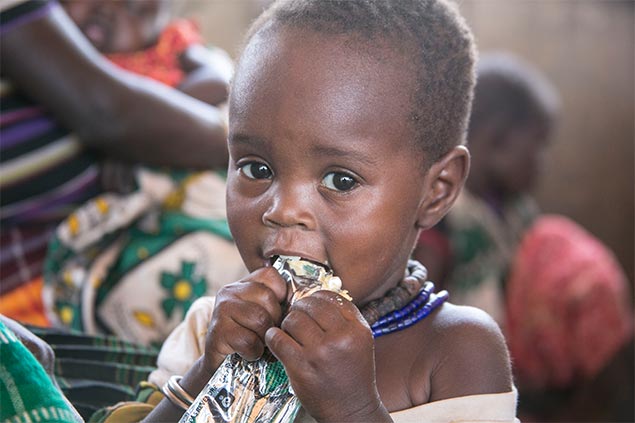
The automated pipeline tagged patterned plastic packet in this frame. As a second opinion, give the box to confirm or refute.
[179,256,351,423]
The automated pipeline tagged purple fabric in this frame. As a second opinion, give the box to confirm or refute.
[0,0,55,36]
[1,117,56,149]
[0,106,43,127]
[0,228,51,266]
[1,165,99,224]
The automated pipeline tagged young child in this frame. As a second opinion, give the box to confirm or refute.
[96,1,516,421]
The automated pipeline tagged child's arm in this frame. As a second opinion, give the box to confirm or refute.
[178,44,234,106]
[266,290,393,423]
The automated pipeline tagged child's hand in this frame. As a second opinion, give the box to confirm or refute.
[202,267,288,375]
[266,290,389,422]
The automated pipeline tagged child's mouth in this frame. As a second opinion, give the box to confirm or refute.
[268,255,331,272]
[271,256,350,303]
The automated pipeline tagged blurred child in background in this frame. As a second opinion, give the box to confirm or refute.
[507,214,633,421]
[413,51,559,324]
[62,0,233,106]
[414,51,633,421]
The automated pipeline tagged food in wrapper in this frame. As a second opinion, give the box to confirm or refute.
[179,256,351,423]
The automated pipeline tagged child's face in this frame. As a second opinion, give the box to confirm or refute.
[226,28,430,305]
[489,121,551,196]
[62,0,169,54]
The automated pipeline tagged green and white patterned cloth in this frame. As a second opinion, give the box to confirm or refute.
[0,320,81,423]
[43,168,247,347]
[26,325,160,422]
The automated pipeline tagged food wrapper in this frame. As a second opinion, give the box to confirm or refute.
[179,256,350,423]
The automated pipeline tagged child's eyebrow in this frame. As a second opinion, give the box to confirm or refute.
[310,145,379,167]
[229,133,378,166]
[227,133,265,147]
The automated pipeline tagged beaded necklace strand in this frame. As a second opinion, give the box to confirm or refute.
[371,287,448,338]
[359,260,448,338]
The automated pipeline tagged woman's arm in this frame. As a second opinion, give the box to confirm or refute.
[1,2,228,169]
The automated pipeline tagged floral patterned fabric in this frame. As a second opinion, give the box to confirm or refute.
[43,168,246,347]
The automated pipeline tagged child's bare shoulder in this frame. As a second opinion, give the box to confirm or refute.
[414,302,513,402]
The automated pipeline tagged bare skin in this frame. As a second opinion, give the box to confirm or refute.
[1,3,228,169]
[413,113,552,285]
[62,0,233,106]
[144,25,511,423]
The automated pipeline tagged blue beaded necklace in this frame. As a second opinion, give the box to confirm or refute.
[370,282,448,338]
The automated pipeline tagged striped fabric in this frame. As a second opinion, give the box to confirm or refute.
[0,319,80,423]
[0,0,103,296]
[27,325,159,421]
[0,0,52,34]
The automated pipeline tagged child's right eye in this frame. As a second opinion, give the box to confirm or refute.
[239,162,273,180]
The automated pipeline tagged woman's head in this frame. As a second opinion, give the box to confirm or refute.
[467,52,561,199]
[62,0,172,53]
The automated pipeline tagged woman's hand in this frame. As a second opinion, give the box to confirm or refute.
[178,45,233,106]
[202,266,288,375]
[265,291,391,422]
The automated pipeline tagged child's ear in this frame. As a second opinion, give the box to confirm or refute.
[416,145,470,230]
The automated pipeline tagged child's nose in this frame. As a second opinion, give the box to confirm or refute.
[262,183,316,230]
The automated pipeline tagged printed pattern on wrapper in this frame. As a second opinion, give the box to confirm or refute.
[179,256,351,423]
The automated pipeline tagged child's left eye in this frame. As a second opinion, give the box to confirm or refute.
[239,162,273,180]
[322,172,358,192]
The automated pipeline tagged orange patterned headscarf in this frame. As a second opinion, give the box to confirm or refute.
[107,19,203,87]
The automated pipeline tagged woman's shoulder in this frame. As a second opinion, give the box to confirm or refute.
[414,302,513,401]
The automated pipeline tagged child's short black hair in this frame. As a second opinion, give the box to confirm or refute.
[468,52,561,139]
[242,0,477,164]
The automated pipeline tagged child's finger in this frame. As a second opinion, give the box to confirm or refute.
[280,307,325,346]
[229,300,278,341]
[264,326,303,365]
[218,277,286,327]
[295,290,364,326]
[226,326,266,361]
[238,266,288,305]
